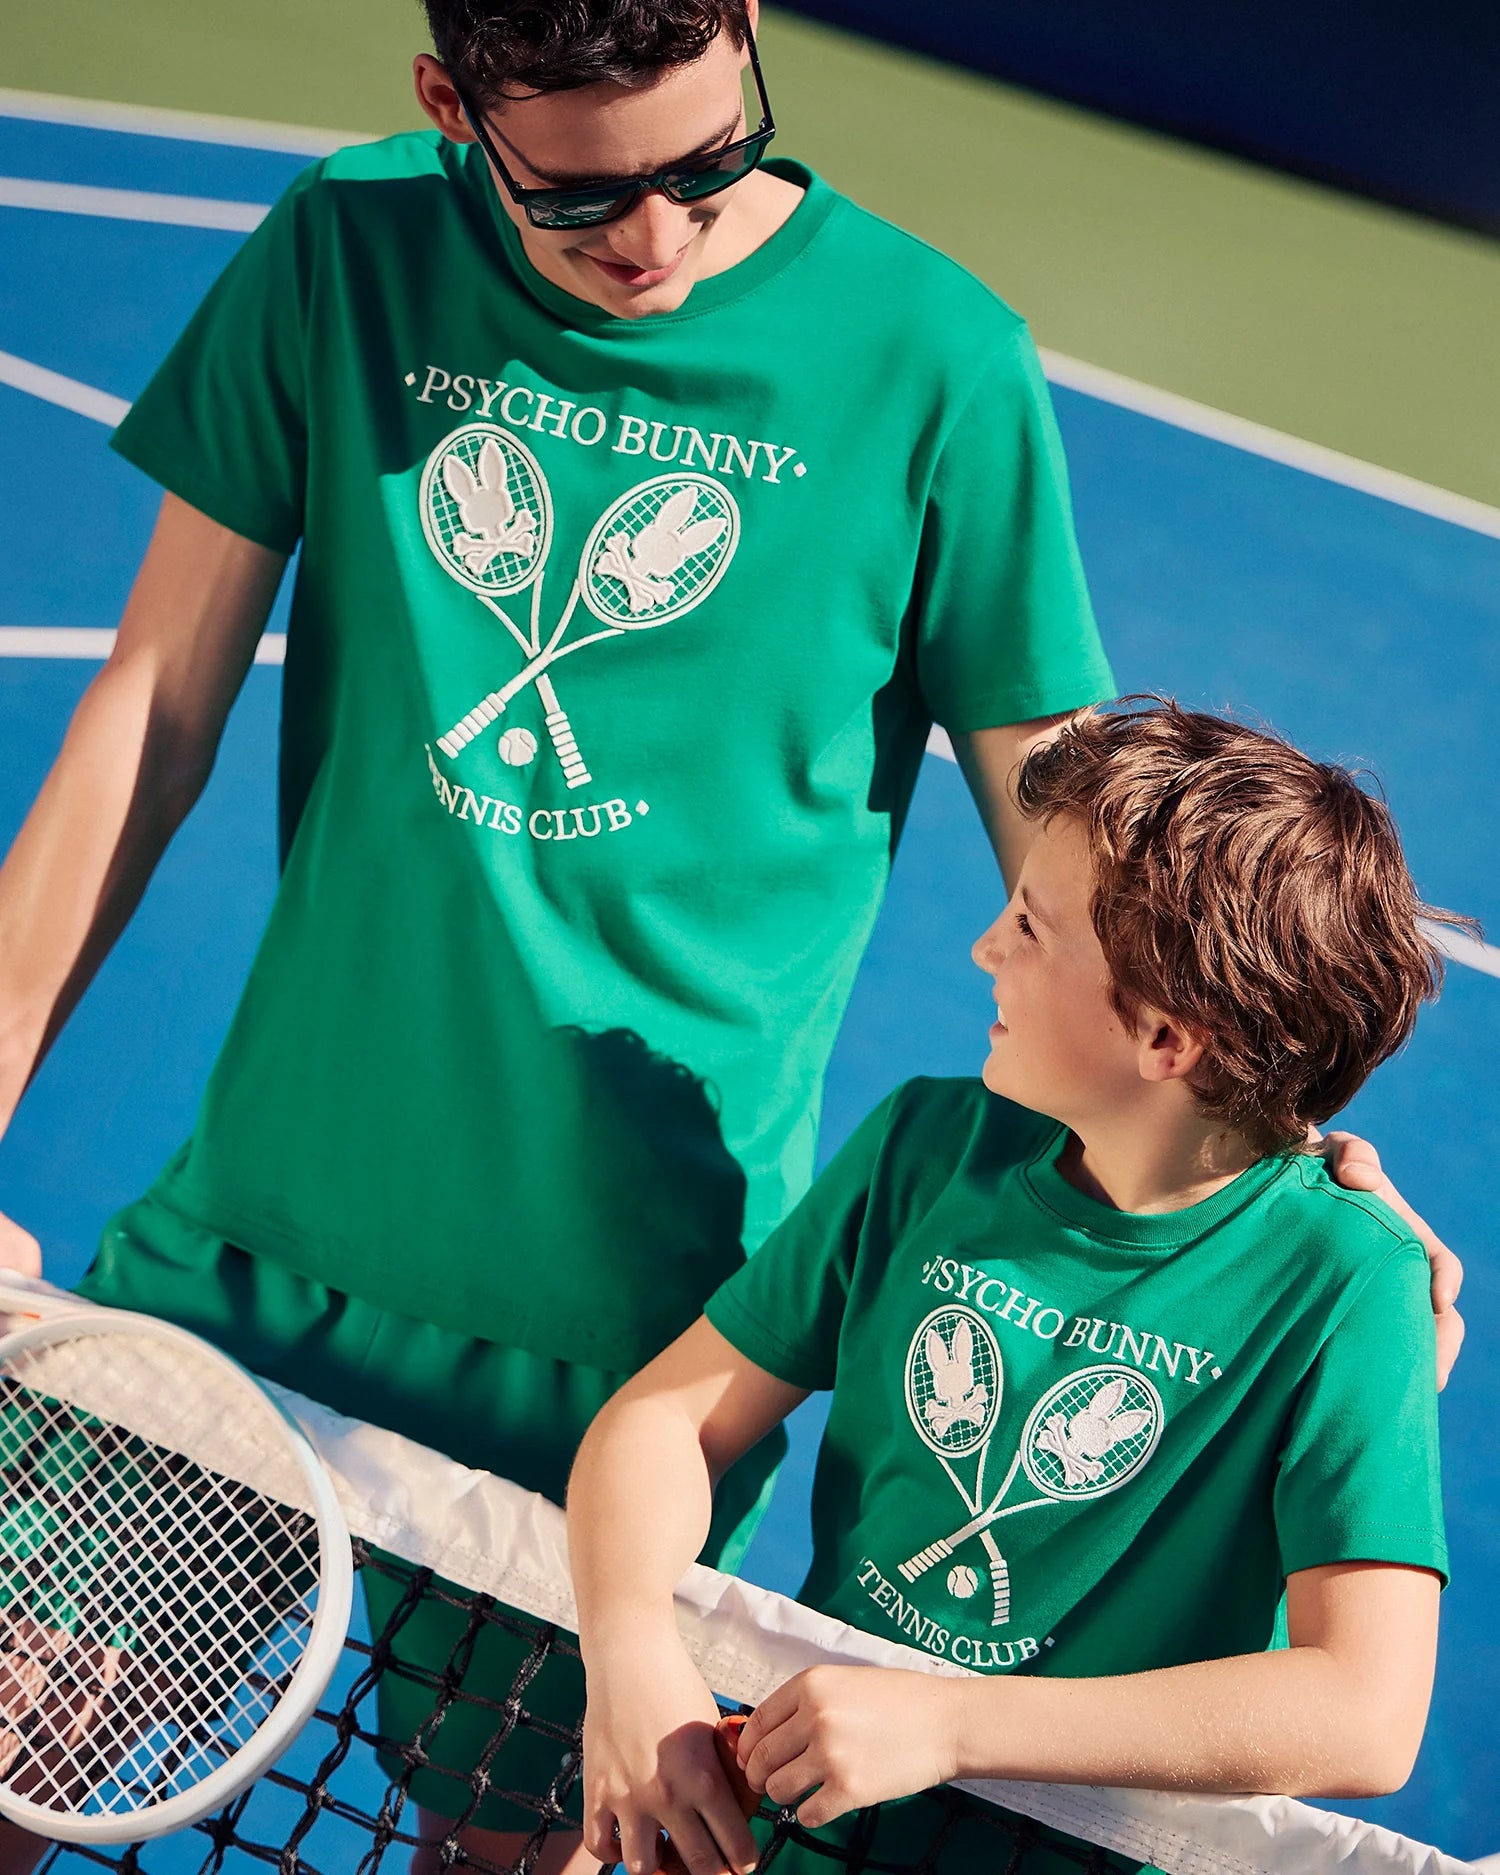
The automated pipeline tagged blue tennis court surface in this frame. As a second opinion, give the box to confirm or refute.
[2,113,1497,1859]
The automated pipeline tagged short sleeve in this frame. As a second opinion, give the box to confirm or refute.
[110,166,319,553]
[914,324,1115,733]
[1275,1244,1447,1584]
[705,1093,898,1391]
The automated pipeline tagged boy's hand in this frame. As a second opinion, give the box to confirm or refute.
[1318,1131,1465,1388]
[582,1641,759,1875]
[736,1666,961,1830]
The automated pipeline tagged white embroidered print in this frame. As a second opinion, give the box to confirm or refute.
[422,424,741,780]
[900,1337,1164,1628]
[903,1308,1014,1622]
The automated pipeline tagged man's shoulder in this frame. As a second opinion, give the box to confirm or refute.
[807,174,1032,356]
[307,129,455,189]
[270,131,463,230]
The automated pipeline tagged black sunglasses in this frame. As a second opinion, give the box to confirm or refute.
[457,27,775,231]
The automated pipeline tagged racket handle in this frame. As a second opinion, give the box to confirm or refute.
[535,678,592,788]
[988,1553,1011,1627]
[899,1538,953,1583]
[654,1714,758,1875]
[436,693,507,760]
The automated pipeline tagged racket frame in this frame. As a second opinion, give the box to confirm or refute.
[0,1308,353,1846]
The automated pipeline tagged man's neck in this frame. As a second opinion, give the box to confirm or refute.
[1058,1108,1263,1216]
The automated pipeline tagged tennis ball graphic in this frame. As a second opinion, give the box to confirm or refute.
[498,727,538,767]
[947,1563,980,1599]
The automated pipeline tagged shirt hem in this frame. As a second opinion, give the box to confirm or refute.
[144,1182,704,1374]
[110,427,301,556]
[935,664,1116,737]
[705,1291,831,1393]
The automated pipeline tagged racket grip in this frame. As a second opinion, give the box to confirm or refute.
[898,1539,953,1583]
[988,1555,1011,1627]
[654,1714,758,1875]
[436,693,507,760]
[543,705,592,789]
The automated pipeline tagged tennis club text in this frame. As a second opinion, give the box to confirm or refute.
[918,1256,1223,1387]
[407,365,804,485]
[426,746,645,841]
[854,1558,1041,1670]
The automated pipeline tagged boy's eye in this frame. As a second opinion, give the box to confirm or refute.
[1016,912,1034,939]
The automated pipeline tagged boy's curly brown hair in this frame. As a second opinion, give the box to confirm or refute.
[423,0,750,104]
[1015,698,1469,1152]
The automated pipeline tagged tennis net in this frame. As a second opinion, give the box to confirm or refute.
[0,1278,1483,1875]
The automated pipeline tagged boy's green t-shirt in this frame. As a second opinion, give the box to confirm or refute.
[707,1078,1446,1680]
[108,136,1111,1367]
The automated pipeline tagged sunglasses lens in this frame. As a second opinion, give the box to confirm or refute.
[530,190,633,230]
[667,144,765,203]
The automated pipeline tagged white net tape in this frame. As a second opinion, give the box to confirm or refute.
[0,1275,1480,1875]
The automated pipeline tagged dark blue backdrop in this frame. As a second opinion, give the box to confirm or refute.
[779,0,1500,234]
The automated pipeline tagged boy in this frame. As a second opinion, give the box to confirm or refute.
[568,698,1452,1875]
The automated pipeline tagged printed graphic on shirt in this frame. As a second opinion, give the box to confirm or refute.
[900,1305,1163,1627]
[422,424,741,784]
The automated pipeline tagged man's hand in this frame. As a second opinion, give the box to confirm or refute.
[581,1638,758,1875]
[1320,1133,1464,1388]
[0,1214,41,1282]
[736,1666,961,1831]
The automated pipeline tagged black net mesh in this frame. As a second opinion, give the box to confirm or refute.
[26,1542,1137,1875]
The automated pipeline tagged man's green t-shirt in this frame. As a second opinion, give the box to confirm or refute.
[707,1078,1446,1680]
[109,136,1111,1367]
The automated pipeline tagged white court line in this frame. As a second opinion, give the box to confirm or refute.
[0,87,370,155]
[0,627,286,666]
[0,175,267,231]
[1040,350,1500,542]
[0,349,128,426]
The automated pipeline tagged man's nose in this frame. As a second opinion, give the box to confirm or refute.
[605,188,696,268]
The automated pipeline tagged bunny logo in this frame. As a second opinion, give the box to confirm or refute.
[581,475,740,627]
[905,1307,1003,1458]
[420,424,553,596]
[1020,1365,1163,1499]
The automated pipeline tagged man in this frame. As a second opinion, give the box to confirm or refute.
[0,4,1462,1871]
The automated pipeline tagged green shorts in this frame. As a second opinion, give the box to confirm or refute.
[79,1195,781,1834]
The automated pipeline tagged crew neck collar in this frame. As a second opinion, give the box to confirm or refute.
[1021,1128,1294,1249]
[465,149,835,329]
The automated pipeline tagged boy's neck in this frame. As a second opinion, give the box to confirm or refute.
[1058,1107,1263,1216]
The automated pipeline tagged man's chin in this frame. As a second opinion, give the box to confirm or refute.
[575,249,699,316]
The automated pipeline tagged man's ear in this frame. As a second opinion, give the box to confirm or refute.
[1135,1010,1205,1085]
[414,53,476,143]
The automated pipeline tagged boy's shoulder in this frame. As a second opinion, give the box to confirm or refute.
[876,1076,1059,1182]
[1263,1151,1430,1296]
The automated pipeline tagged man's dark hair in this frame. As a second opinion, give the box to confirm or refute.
[423,1,751,105]
[1015,697,1471,1152]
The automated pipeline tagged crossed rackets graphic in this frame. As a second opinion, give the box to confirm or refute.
[901,1308,1164,1627]
[421,423,741,786]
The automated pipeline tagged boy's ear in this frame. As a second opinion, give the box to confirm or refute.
[1134,1010,1206,1085]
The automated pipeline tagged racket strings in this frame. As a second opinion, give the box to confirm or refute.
[1,1374,322,1819]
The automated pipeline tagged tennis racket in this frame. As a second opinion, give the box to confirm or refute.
[434,472,741,762]
[899,1364,1164,1623]
[0,1301,352,1845]
[901,1309,1015,1625]
[421,423,592,787]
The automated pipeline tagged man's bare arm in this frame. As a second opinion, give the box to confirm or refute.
[0,494,286,1268]
[948,716,1077,890]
